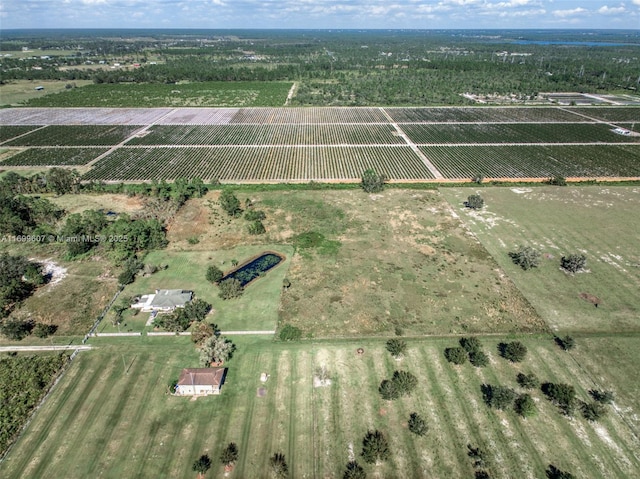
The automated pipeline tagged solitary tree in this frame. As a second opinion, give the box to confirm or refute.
[379,370,418,400]
[218,278,243,300]
[465,194,484,209]
[219,189,242,217]
[408,412,428,436]
[546,464,575,479]
[192,454,212,479]
[361,169,387,193]
[459,336,482,354]
[205,265,224,283]
[516,372,540,390]
[199,334,236,366]
[219,442,239,467]
[509,246,541,270]
[481,384,517,410]
[343,461,366,479]
[386,338,407,358]
[582,401,607,421]
[514,393,537,417]
[469,350,490,368]
[589,389,615,404]
[445,346,468,365]
[499,341,528,362]
[191,322,216,346]
[247,220,266,235]
[555,335,575,351]
[560,253,586,273]
[361,430,390,464]
[269,452,288,479]
[542,382,577,416]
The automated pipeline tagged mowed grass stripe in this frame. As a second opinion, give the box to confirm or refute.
[291,350,314,477]
[313,347,342,475]
[418,346,472,476]
[1,353,91,477]
[26,353,120,478]
[380,350,427,477]
[79,351,153,476]
[404,346,457,476]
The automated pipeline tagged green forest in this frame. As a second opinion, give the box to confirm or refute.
[2,29,638,106]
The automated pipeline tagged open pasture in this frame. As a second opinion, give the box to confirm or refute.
[2,337,639,479]
[440,186,640,333]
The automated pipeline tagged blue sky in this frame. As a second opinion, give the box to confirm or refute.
[1,0,639,30]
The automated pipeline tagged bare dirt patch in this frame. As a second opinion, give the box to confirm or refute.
[579,292,601,306]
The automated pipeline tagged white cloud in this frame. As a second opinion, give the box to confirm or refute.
[553,7,588,18]
[632,0,640,5]
[598,4,626,14]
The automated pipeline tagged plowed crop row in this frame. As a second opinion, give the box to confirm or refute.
[230,107,389,124]
[5,125,143,146]
[421,144,640,179]
[127,124,404,146]
[402,123,640,144]
[82,146,434,182]
[0,125,41,143]
[385,107,583,123]
[2,147,108,166]
[567,107,640,122]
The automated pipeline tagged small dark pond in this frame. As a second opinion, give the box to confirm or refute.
[222,252,284,287]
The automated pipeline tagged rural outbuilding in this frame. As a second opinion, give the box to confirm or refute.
[175,368,226,396]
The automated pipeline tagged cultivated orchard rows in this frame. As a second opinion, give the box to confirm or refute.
[1,106,639,181]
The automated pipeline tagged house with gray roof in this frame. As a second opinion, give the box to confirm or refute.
[131,289,193,313]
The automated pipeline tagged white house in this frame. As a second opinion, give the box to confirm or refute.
[175,368,226,396]
[131,289,192,313]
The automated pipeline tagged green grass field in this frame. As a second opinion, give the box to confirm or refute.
[2,336,639,478]
[100,246,293,334]
[440,186,640,333]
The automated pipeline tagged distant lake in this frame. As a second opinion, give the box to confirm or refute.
[512,40,636,47]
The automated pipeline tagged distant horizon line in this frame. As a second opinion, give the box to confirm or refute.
[3,27,639,32]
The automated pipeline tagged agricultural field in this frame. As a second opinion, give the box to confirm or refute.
[19,82,294,108]
[0,147,108,167]
[0,80,94,107]
[3,125,143,146]
[422,144,640,179]
[440,186,640,333]
[2,337,639,479]
[0,106,638,182]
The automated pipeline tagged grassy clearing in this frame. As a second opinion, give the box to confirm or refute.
[0,80,93,106]
[440,186,640,333]
[2,337,638,478]
[20,81,293,108]
[101,246,292,333]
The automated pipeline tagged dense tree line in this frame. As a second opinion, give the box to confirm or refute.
[4,30,638,104]
[0,354,68,455]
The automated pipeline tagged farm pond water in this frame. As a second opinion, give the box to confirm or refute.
[222,252,284,287]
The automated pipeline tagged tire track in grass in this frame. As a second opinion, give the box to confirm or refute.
[365,347,403,476]
[291,349,314,478]
[472,354,546,479]
[313,347,340,476]
[381,348,427,477]
[419,346,478,477]
[2,354,89,478]
[265,350,290,469]
[404,346,454,476]
[58,355,138,476]
[235,349,275,477]
[25,353,118,478]
[83,351,150,476]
